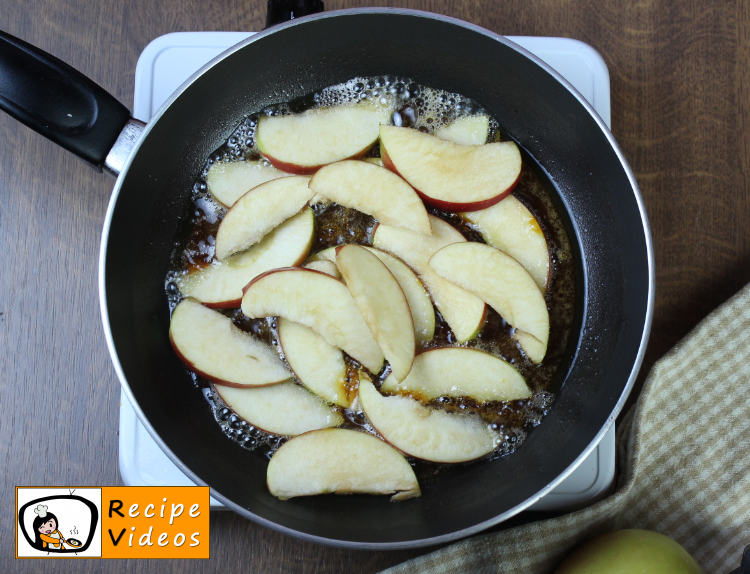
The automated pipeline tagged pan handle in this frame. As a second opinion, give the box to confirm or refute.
[0,30,131,172]
[265,0,324,28]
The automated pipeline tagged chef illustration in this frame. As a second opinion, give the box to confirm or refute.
[32,504,68,550]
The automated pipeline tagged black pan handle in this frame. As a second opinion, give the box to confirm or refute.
[0,30,131,172]
[265,0,324,28]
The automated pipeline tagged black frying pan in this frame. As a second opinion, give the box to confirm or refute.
[0,8,653,548]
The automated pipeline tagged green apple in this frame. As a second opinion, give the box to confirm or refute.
[554,530,705,574]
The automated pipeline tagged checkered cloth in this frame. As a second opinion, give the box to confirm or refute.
[382,283,750,574]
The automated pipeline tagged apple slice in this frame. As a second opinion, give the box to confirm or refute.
[267,428,420,501]
[241,268,384,373]
[215,176,313,260]
[462,196,550,292]
[309,160,431,235]
[277,317,354,408]
[206,159,291,207]
[335,245,415,382]
[358,379,499,463]
[429,243,549,362]
[380,125,521,211]
[310,246,435,343]
[177,208,314,307]
[307,246,337,263]
[433,115,490,146]
[170,298,290,387]
[373,215,486,342]
[364,248,435,344]
[257,105,390,174]
[362,157,383,166]
[381,347,530,403]
[302,259,341,279]
[214,382,343,436]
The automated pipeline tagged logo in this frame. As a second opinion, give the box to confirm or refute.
[17,488,102,558]
[16,486,209,559]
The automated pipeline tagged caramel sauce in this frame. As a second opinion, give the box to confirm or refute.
[165,76,576,480]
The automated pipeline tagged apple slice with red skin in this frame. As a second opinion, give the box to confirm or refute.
[433,115,490,146]
[177,208,314,308]
[381,347,530,403]
[358,379,499,463]
[241,267,384,374]
[267,428,420,501]
[214,382,343,437]
[379,125,521,211]
[462,195,550,292]
[335,245,415,383]
[372,215,487,342]
[256,105,390,175]
[429,242,550,363]
[170,298,290,388]
[310,246,435,343]
[309,160,431,235]
[206,159,291,208]
[277,317,354,408]
[215,176,313,261]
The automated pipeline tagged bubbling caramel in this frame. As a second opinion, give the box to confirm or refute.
[165,76,576,480]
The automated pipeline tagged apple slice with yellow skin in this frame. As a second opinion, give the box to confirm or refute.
[214,382,343,436]
[380,125,521,211]
[257,105,390,175]
[302,259,341,279]
[310,246,435,343]
[362,157,383,166]
[177,208,314,308]
[170,298,290,388]
[462,195,550,292]
[381,347,530,403]
[267,428,420,501]
[215,176,313,261]
[373,215,486,342]
[277,317,354,408]
[206,159,291,207]
[309,160,431,235]
[358,379,499,463]
[241,268,384,374]
[429,242,549,363]
[335,245,415,383]
[433,115,490,146]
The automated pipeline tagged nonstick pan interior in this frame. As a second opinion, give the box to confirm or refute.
[101,10,652,548]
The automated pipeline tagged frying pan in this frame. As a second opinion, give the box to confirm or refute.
[0,8,654,548]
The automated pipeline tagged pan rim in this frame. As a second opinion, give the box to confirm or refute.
[98,7,654,549]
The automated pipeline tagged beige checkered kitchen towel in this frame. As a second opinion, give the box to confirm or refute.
[382,282,750,574]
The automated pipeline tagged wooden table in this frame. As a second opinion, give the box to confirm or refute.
[2,0,749,571]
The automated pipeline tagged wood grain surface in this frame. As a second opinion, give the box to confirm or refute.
[2,0,749,572]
